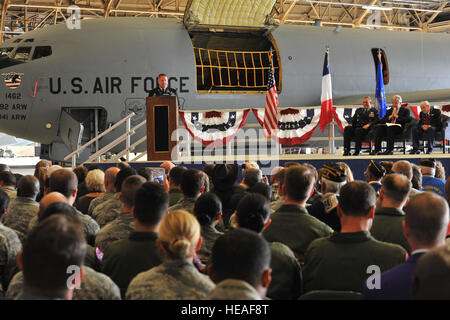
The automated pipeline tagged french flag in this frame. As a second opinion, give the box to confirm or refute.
[319,49,334,132]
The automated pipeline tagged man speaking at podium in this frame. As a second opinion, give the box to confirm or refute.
[147,73,178,97]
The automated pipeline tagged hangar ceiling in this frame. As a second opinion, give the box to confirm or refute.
[1,0,450,42]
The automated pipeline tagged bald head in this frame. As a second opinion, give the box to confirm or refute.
[381,174,411,206]
[392,161,413,181]
[105,167,120,191]
[39,192,69,214]
[404,192,449,246]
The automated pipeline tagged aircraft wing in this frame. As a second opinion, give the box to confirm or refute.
[0,134,17,147]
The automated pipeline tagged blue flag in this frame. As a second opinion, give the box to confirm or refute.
[375,53,387,118]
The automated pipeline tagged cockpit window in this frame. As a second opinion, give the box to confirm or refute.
[12,47,32,61]
[32,46,52,60]
[24,39,34,43]
[12,39,22,43]
[0,47,14,56]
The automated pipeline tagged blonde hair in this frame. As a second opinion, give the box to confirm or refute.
[159,210,200,260]
[337,162,354,183]
[392,95,402,103]
[85,169,106,193]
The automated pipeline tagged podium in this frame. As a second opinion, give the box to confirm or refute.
[146,96,178,161]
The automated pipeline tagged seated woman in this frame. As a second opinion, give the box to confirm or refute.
[125,210,215,300]
[76,169,105,215]
[194,192,223,265]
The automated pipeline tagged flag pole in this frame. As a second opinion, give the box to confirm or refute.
[326,46,336,154]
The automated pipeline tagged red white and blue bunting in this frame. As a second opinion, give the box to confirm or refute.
[179,109,250,146]
[178,105,427,147]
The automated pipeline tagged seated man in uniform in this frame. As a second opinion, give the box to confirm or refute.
[371,95,412,155]
[302,181,407,293]
[147,73,177,97]
[410,101,442,155]
[207,228,271,300]
[343,97,379,156]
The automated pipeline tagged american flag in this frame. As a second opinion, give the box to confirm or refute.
[263,53,279,137]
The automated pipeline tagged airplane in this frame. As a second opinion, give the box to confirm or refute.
[0,1,450,163]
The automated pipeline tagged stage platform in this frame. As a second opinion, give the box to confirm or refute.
[85,152,450,182]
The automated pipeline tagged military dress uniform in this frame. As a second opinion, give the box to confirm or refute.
[7,266,121,300]
[343,107,379,155]
[125,259,215,300]
[302,231,407,293]
[147,86,177,97]
[3,197,39,244]
[371,207,411,254]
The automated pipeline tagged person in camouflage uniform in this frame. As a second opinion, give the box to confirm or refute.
[15,214,86,300]
[0,190,22,293]
[95,175,145,253]
[87,167,120,215]
[169,169,205,214]
[3,175,40,244]
[92,167,136,227]
[167,166,187,206]
[193,192,223,265]
[7,265,121,300]
[49,170,99,244]
[207,228,271,300]
[126,210,214,300]
[0,171,16,201]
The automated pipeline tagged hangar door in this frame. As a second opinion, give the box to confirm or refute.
[184,0,281,93]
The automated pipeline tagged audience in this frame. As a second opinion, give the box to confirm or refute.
[0,189,22,294]
[3,175,40,244]
[391,160,421,198]
[92,167,136,227]
[0,171,17,200]
[95,175,146,253]
[17,215,86,300]
[364,192,449,299]
[307,162,346,232]
[126,210,214,300]
[1,156,449,301]
[102,182,167,297]
[76,169,105,215]
[236,193,302,300]
[302,181,407,293]
[207,228,271,300]
[411,244,450,299]
[263,165,333,263]
[365,160,386,195]
[420,158,446,197]
[169,169,205,214]
[167,166,187,206]
[370,174,412,253]
[193,192,223,265]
